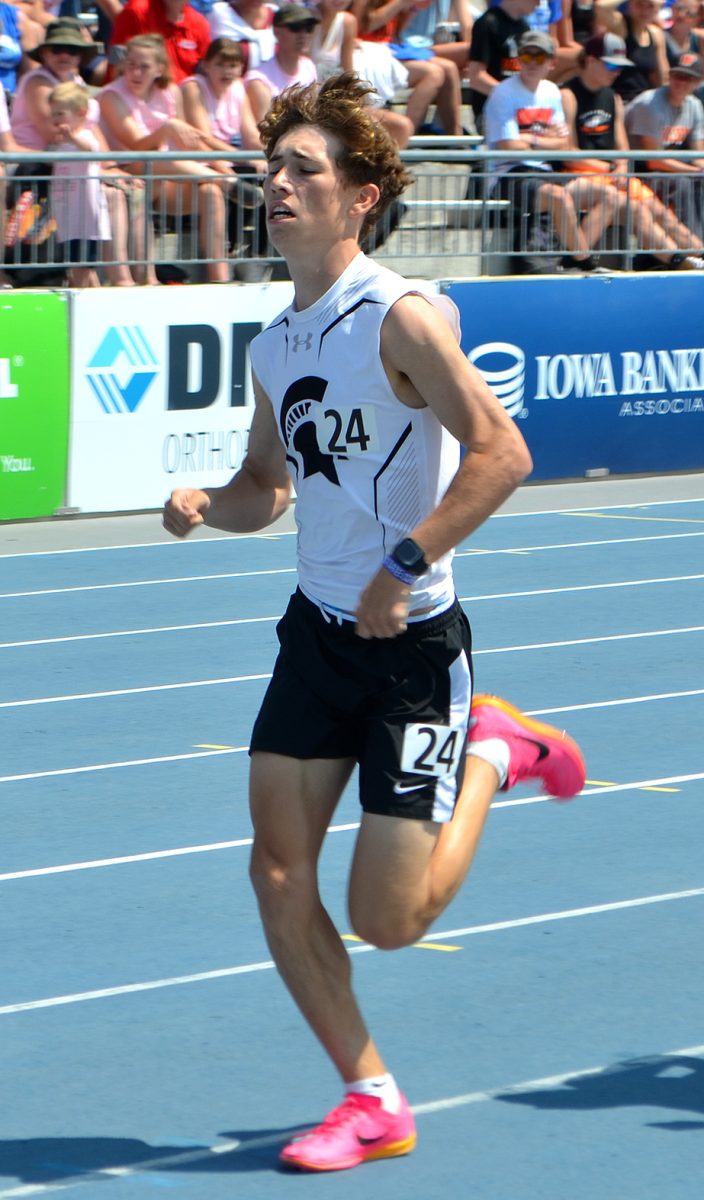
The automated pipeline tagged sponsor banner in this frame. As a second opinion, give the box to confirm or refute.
[0,293,70,520]
[68,283,294,512]
[441,274,704,479]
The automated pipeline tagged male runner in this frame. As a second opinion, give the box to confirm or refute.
[163,72,586,1173]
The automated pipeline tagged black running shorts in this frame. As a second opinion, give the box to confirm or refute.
[250,589,473,823]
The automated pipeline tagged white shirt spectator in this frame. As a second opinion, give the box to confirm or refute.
[485,72,567,184]
[208,2,278,67]
[246,53,317,95]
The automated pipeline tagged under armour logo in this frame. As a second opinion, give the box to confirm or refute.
[291,332,313,353]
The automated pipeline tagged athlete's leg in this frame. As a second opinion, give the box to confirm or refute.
[348,755,498,949]
[249,751,390,1084]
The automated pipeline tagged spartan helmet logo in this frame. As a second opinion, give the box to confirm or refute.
[279,375,342,485]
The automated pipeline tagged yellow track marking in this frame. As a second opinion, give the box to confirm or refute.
[586,777,679,794]
[567,512,704,525]
[341,934,461,952]
[195,744,233,750]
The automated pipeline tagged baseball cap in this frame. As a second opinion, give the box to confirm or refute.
[670,51,704,77]
[273,4,321,27]
[518,30,556,56]
[584,31,634,68]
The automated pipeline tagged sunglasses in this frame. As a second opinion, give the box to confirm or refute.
[285,20,316,31]
[519,50,550,63]
[46,44,82,54]
[602,59,625,70]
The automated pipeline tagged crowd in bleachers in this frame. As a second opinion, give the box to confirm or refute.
[1,0,703,285]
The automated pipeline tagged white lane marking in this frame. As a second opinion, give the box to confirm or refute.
[2,777,703,880]
[411,1042,704,1115]
[0,887,702,1016]
[531,689,704,715]
[0,1044,702,1198]
[0,674,271,710]
[2,576,703,649]
[0,568,295,600]
[454,531,704,558]
[2,497,701,561]
[0,746,246,784]
[3,534,704,600]
[475,626,704,657]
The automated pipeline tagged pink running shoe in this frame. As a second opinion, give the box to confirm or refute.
[279,1092,416,1172]
[469,694,586,800]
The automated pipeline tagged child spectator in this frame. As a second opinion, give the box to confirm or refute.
[181,36,263,169]
[48,81,111,286]
[99,32,233,281]
[245,5,319,125]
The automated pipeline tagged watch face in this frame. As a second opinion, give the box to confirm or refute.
[393,538,427,574]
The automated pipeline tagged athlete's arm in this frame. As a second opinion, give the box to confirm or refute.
[162,375,293,537]
[354,294,531,639]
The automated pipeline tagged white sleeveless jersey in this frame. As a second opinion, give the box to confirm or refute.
[250,253,462,617]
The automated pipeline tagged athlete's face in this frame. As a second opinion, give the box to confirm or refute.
[264,125,372,252]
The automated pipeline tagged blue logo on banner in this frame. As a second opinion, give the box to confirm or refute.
[86,327,158,414]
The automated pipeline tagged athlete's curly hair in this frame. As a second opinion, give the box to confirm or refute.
[258,72,413,236]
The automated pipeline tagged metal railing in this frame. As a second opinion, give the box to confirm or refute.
[2,145,704,284]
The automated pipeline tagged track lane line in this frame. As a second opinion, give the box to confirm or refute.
[0,887,702,1016]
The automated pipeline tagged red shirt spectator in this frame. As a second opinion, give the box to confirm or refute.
[110,0,211,83]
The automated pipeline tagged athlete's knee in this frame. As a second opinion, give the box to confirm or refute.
[349,899,432,951]
[249,841,317,924]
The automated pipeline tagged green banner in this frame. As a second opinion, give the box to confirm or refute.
[0,293,70,520]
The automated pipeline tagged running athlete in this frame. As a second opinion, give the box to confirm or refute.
[162,71,586,1174]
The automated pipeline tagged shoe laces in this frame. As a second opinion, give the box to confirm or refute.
[311,1093,378,1139]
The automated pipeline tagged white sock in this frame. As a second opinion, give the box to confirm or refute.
[467,737,510,789]
[346,1073,401,1114]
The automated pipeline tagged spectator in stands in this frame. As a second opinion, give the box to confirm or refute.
[625,49,704,244]
[488,0,582,84]
[245,5,319,124]
[99,32,234,280]
[353,0,463,132]
[181,35,263,167]
[10,18,144,284]
[110,0,211,82]
[311,0,414,146]
[468,0,538,132]
[208,0,277,68]
[598,0,669,105]
[397,0,474,79]
[0,1,23,95]
[561,31,704,265]
[48,81,112,286]
[485,28,614,268]
[0,81,16,287]
[665,2,704,66]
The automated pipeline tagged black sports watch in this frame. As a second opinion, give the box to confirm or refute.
[390,537,429,578]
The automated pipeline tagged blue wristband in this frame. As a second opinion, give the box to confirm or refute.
[382,554,416,586]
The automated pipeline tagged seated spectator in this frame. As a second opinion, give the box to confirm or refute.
[9,17,144,283]
[311,0,414,146]
[625,50,704,247]
[468,0,538,133]
[353,0,463,132]
[598,0,669,106]
[488,0,582,85]
[485,28,612,268]
[99,32,233,281]
[181,36,263,168]
[397,0,474,79]
[665,2,704,68]
[110,0,211,82]
[245,5,318,124]
[0,1,22,95]
[208,0,277,68]
[561,31,704,265]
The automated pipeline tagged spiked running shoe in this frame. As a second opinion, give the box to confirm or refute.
[469,694,586,800]
[279,1092,416,1172]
